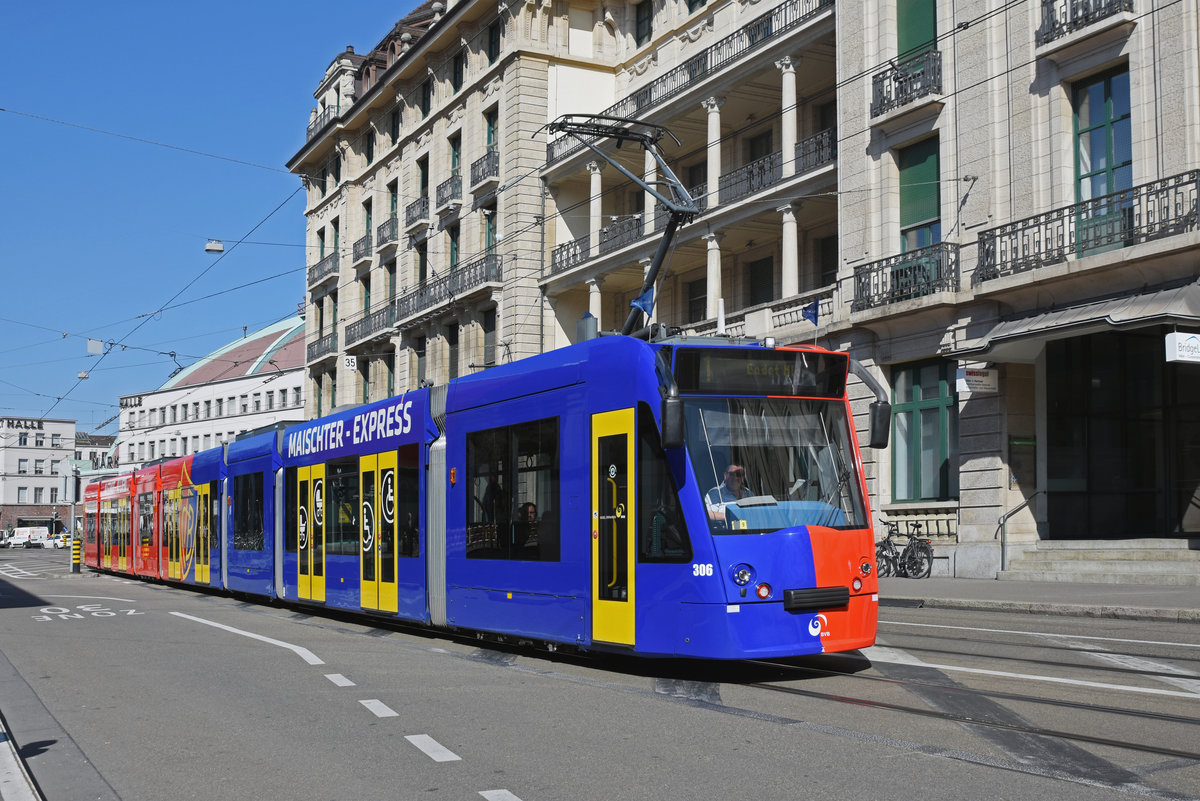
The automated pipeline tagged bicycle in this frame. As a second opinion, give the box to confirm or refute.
[875,518,934,579]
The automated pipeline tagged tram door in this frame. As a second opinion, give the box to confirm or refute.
[195,484,211,585]
[359,453,398,613]
[101,502,112,569]
[297,465,327,602]
[117,499,129,572]
[591,408,637,647]
[165,489,183,580]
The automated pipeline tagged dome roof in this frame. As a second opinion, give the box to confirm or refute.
[160,317,305,390]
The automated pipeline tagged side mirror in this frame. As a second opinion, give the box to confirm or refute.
[868,401,891,449]
[661,396,684,449]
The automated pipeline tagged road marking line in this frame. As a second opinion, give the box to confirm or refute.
[480,791,523,801]
[866,644,1200,698]
[406,734,461,762]
[882,619,1200,649]
[325,673,355,687]
[47,594,137,603]
[169,612,325,665]
[360,699,399,718]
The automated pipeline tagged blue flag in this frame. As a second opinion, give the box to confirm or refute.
[630,286,655,316]
[801,299,819,326]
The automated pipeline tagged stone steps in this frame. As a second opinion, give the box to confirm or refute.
[998,539,1200,585]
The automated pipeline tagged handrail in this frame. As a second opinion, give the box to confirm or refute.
[995,490,1043,571]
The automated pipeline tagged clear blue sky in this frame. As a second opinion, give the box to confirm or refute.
[1,1,418,432]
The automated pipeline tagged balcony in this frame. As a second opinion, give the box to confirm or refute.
[376,215,399,255]
[306,106,337,141]
[345,305,397,348]
[546,0,835,165]
[307,252,338,288]
[307,331,338,363]
[852,242,960,311]
[550,234,590,275]
[352,233,373,268]
[396,253,503,322]
[975,170,1200,284]
[795,128,837,173]
[1037,0,1133,45]
[655,184,708,230]
[870,50,943,118]
[599,216,645,256]
[719,152,782,204]
[470,148,500,189]
[405,196,431,232]
[436,173,463,212]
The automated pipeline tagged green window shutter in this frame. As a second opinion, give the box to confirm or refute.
[897,0,936,57]
[898,137,940,229]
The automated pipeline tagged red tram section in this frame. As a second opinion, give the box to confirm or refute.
[132,465,161,579]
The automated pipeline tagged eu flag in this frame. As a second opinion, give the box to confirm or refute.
[630,286,655,316]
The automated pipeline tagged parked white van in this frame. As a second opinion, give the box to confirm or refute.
[6,527,51,548]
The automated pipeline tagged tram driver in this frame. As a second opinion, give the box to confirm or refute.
[706,464,752,521]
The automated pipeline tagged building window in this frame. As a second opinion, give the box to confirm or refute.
[687,278,707,323]
[18,459,28,474]
[386,353,395,396]
[420,79,432,118]
[34,460,45,475]
[898,0,936,57]
[17,432,27,446]
[635,0,652,46]
[746,256,773,307]
[487,20,502,63]
[816,235,838,287]
[447,324,460,381]
[482,309,497,367]
[898,136,941,251]
[50,488,58,503]
[294,388,302,407]
[51,433,61,448]
[447,224,460,270]
[1073,68,1132,251]
[17,487,27,504]
[204,400,211,418]
[449,134,461,177]
[891,360,958,502]
[216,398,224,416]
[451,51,465,92]
[364,129,376,165]
[51,460,60,475]
[417,241,429,285]
[687,0,706,12]
[267,392,275,411]
[253,394,262,412]
[483,204,497,252]
[240,395,249,414]
[415,337,427,385]
[390,109,401,144]
[34,487,44,504]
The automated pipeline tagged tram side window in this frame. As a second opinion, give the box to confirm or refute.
[139,492,154,547]
[397,444,420,557]
[326,457,359,556]
[638,403,691,563]
[233,473,265,551]
[284,467,298,554]
[466,417,560,561]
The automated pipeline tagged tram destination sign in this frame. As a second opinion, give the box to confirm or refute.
[674,348,847,397]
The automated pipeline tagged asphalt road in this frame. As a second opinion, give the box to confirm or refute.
[1,548,1198,801]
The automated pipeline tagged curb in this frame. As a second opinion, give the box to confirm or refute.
[880,596,1200,625]
[0,717,42,801]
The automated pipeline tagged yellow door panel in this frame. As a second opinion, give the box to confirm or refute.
[591,408,636,647]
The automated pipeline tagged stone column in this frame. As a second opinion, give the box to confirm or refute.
[588,160,604,258]
[701,97,724,210]
[779,202,799,298]
[703,232,724,320]
[644,148,657,229]
[777,56,798,177]
[587,277,604,326]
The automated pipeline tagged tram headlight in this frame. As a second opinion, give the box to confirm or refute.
[731,563,755,586]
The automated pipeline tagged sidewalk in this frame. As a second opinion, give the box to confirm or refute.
[878,576,1200,624]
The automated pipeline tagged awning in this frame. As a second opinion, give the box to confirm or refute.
[949,279,1200,361]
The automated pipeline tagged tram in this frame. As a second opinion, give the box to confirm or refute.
[85,334,888,659]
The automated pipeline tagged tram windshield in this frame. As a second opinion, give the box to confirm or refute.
[683,397,867,533]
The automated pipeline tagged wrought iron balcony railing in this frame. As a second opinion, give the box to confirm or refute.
[1037,0,1133,45]
[852,242,960,311]
[471,148,500,186]
[599,216,645,256]
[396,253,503,321]
[405,196,430,228]
[719,152,783,204]
[795,128,837,173]
[976,169,1200,283]
[306,331,338,363]
[436,173,462,209]
[550,234,590,274]
[307,252,338,287]
[871,49,943,118]
[352,233,373,264]
[546,0,834,165]
[376,215,398,250]
[306,106,336,141]
[345,304,397,346]
[655,184,708,231]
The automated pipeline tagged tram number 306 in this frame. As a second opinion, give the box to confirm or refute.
[692,563,714,577]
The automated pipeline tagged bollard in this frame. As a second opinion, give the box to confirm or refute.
[71,538,81,574]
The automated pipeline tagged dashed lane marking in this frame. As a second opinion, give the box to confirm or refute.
[360,699,399,718]
[325,673,355,687]
[406,734,461,762]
